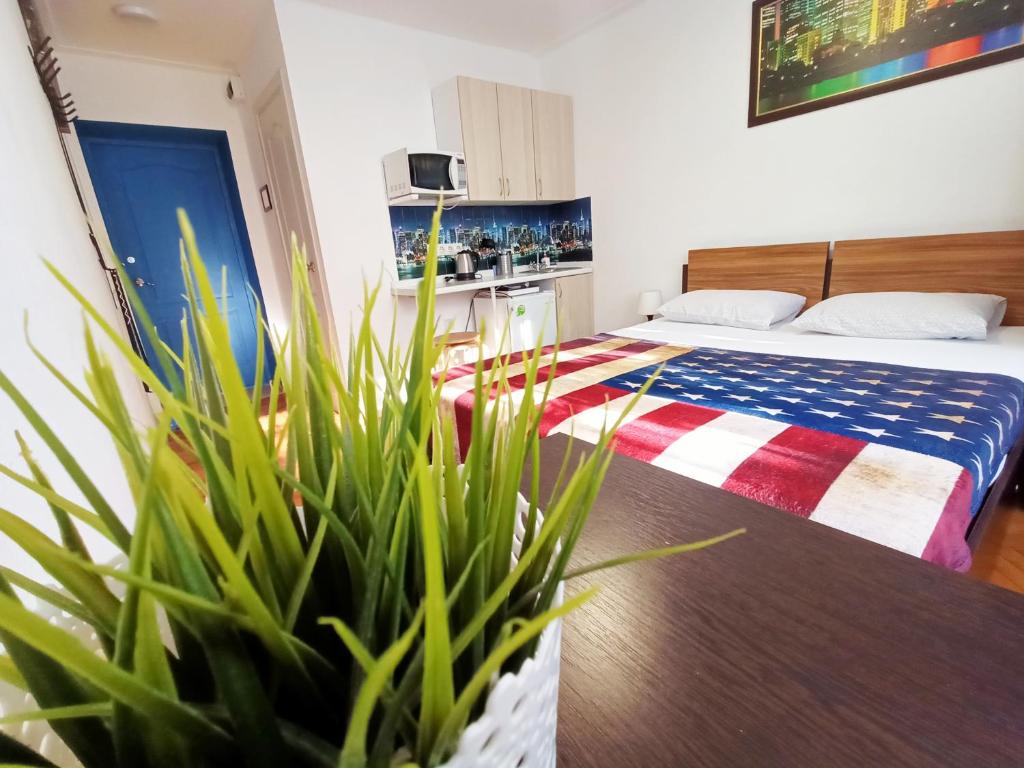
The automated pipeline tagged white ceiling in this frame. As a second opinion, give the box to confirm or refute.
[309,0,643,53]
[36,0,273,70]
[37,0,640,70]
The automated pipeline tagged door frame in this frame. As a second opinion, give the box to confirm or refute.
[254,69,338,349]
[66,122,155,389]
[72,120,275,392]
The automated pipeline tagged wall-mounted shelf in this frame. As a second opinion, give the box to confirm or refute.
[387,192,468,207]
[391,266,592,297]
[388,196,573,209]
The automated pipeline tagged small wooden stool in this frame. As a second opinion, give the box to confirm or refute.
[434,331,480,372]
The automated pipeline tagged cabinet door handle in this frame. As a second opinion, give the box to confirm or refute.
[505,177,510,199]
[538,177,543,199]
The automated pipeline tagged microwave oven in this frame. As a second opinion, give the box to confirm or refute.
[382,149,467,201]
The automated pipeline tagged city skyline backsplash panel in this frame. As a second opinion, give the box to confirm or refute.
[390,197,593,280]
[750,0,1024,126]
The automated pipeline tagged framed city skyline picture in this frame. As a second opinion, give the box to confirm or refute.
[749,0,1024,126]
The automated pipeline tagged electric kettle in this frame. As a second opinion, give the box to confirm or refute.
[454,250,479,281]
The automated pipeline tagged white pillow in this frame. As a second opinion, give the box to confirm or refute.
[658,290,806,331]
[792,292,1007,340]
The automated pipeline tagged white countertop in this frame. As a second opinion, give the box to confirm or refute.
[391,264,593,297]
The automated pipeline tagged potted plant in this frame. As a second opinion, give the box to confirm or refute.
[0,205,739,767]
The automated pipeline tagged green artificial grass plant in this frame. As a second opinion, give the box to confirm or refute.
[0,204,740,768]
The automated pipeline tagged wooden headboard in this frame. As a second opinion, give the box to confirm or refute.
[830,231,1024,326]
[684,242,830,308]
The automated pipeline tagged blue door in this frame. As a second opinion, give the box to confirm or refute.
[76,121,273,390]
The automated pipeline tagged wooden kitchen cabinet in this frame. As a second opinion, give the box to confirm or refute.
[433,77,573,203]
[435,76,520,201]
[532,90,575,201]
[555,272,594,342]
[440,76,504,200]
[496,83,537,201]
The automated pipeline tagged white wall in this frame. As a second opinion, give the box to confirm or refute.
[238,1,287,105]
[273,0,545,344]
[0,5,151,580]
[540,0,1024,332]
[57,49,292,332]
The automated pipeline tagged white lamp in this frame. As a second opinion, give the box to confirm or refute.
[637,290,663,322]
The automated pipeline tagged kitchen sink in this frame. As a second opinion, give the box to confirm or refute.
[524,266,579,274]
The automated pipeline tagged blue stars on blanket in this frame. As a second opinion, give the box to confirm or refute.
[605,346,1024,514]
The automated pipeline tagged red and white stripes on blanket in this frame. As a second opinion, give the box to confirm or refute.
[439,336,973,571]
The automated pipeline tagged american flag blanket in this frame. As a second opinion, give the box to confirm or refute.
[440,335,1024,571]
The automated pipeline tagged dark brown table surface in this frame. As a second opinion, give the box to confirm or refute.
[527,435,1024,767]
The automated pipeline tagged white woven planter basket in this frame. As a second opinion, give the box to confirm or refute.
[441,490,562,767]
[0,599,98,768]
[439,587,562,768]
[0,493,563,768]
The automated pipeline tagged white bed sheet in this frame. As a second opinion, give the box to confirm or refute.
[614,320,1024,383]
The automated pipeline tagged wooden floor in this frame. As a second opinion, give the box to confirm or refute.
[969,489,1024,595]
[169,392,287,476]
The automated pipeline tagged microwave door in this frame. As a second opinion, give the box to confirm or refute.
[409,153,456,192]
[451,155,467,191]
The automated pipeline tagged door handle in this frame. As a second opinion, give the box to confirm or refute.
[505,177,510,199]
[537,177,543,198]
[498,176,503,199]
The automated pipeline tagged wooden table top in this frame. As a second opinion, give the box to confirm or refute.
[528,435,1024,767]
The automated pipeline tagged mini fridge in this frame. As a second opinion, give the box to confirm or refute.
[473,290,557,354]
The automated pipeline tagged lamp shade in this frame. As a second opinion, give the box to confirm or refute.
[637,290,663,317]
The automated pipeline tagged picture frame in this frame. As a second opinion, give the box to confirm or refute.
[749,0,1024,127]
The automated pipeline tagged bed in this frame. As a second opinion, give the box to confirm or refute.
[441,231,1024,571]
